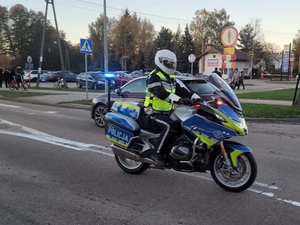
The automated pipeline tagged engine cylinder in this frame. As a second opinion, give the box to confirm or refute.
[170,144,192,160]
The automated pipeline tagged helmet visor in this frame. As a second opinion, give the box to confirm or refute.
[159,57,177,70]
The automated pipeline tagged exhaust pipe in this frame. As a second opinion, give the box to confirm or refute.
[111,145,154,164]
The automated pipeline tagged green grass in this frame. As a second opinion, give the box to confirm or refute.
[0,90,53,98]
[67,99,92,105]
[241,103,300,118]
[236,88,296,101]
[30,86,107,93]
[237,88,300,118]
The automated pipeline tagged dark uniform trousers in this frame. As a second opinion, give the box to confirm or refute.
[146,113,181,155]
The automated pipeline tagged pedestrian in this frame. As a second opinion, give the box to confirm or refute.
[14,65,24,88]
[213,67,222,78]
[143,49,200,167]
[0,67,3,88]
[239,71,245,90]
[233,69,240,90]
[10,67,15,81]
[3,68,10,88]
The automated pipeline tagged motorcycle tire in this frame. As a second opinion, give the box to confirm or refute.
[210,151,257,192]
[115,155,149,174]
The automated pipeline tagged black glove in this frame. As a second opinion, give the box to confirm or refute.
[178,98,193,105]
[192,98,203,104]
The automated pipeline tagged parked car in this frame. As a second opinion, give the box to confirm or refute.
[46,70,77,82]
[91,75,221,127]
[76,71,115,89]
[23,70,48,82]
[112,71,133,87]
[130,70,144,78]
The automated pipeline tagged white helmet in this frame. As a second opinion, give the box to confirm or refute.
[155,49,177,75]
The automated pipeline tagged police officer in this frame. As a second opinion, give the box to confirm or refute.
[144,49,200,167]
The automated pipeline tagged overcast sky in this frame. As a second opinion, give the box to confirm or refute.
[2,0,300,50]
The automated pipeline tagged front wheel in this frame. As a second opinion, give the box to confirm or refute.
[93,104,107,127]
[21,83,29,91]
[115,155,149,174]
[210,151,257,192]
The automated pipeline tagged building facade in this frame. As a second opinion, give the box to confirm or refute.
[198,47,250,80]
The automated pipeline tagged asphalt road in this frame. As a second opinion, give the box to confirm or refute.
[0,100,300,224]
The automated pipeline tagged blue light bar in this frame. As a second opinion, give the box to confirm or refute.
[104,73,115,79]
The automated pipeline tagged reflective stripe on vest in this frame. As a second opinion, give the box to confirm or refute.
[144,70,176,111]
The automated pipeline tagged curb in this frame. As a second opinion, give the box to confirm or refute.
[2,96,299,124]
[246,117,300,124]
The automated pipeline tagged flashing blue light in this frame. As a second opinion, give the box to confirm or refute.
[105,73,115,79]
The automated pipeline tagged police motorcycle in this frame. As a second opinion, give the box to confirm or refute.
[105,73,257,192]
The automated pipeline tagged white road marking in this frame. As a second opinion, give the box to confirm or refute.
[1,118,300,208]
[0,103,20,108]
[45,111,59,114]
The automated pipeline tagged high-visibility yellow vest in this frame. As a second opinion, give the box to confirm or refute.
[144,70,176,111]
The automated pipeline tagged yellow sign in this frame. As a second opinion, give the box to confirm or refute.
[223,48,235,55]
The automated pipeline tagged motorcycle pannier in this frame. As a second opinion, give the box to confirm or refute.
[105,104,140,147]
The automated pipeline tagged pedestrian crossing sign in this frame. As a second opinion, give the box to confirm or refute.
[80,38,93,54]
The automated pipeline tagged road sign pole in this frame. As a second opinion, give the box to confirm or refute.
[80,38,93,101]
[188,54,196,75]
[85,54,88,101]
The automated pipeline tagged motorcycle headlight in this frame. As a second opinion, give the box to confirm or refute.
[232,119,242,128]
[98,81,104,84]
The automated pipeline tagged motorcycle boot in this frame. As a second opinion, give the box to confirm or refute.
[151,153,165,169]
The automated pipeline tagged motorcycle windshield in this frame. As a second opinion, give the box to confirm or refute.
[208,73,242,110]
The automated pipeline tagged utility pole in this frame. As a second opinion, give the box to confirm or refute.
[104,0,109,93]
[52,0,65,71]
[37,0,64,87]
[37,1,48,87]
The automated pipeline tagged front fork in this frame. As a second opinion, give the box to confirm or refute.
[220,141,232,167]
[219,141,250,169]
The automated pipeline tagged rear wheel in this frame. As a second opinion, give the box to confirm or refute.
[210,150,257,192]
[76,82,82,88]
[8,82,15,90]
[115,155,149,174]
[93,104,107,127]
